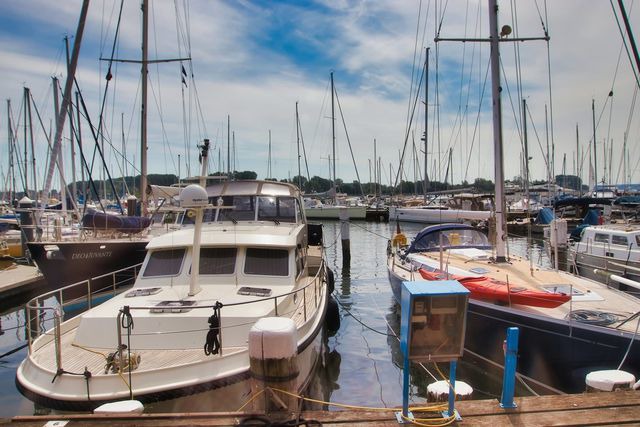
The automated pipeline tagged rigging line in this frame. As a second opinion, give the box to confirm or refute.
[297,107,312,183]
[543,0,556,179]
[96,0,125,159]
[394,65,426,189]
[525,101,550,174]
[405,0,423,135]
[462,58,491,183]
[510,0,525,144]
[611,0,640,89]
[333,88,364,197]
[498,57,524,154]
[435,0,450,39]
[147,77,179,177]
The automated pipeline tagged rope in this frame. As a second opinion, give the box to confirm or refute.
[618,312,640,370]
[204,301,223,355]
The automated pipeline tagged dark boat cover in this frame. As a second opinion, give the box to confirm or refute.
[82,210,151,234]
[407,223,491,253]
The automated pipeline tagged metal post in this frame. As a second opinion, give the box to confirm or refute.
[500,327,519,408]
[446,360,457,417]
[402,351,410,419]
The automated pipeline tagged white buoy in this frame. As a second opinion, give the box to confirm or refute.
[427,380,473,402]
[93,400,144,414]
[249,317,299,413]
[585,370,636,392]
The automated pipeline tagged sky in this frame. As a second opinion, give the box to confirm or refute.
[1,0,639,194]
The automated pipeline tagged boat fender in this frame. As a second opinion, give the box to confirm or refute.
[325,268,335,294]
[204,301,223,355]
[325,296,340,332]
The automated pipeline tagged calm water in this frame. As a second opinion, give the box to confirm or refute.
[0,221,552,418]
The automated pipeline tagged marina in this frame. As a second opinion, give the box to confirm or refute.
[2,0,640,424]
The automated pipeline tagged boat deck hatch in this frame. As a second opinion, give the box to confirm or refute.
[151,300,196,313]
[125,287,162,298]
[237,287,272,297]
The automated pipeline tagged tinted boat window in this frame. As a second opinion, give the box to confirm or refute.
[143,248,185,277]
[258,196,296,223]
[245,248,289,276]
[217,196,255,221]
[594,233,609,244]
[198,248,237,274]
[611,235,629,246]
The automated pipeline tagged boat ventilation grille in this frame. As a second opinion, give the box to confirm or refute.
[125,287,162,298]
[150,300,196,313]
[237,287,272,297]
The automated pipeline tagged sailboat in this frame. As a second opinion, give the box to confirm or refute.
[387,0,640,393]
[25,0,193,291]
[304,73,367,220]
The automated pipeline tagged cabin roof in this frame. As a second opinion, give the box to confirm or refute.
[146,223,302,250]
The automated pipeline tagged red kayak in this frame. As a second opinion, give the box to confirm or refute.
[418,268,570,308]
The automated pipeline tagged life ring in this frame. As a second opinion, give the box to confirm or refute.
[186,209,196,218]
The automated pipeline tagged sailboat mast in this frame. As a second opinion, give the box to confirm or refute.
[424,47,429,203]
[296,102,301,189]
[489,0,507,262]
[331,72,336,202]
[140,0,149,210]
[64,36,78,204]
[592,99,597,194]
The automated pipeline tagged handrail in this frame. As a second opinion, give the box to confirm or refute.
[25,263,143,354]
[25,258,326,377]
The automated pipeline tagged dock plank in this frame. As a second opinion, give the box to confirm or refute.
[5,390,640,426]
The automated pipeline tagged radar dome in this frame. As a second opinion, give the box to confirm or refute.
[180,184,209,208]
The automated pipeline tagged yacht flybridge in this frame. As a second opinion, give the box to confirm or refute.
[17,180,330,411]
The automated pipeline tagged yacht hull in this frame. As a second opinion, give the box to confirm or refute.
[27,240,147,289]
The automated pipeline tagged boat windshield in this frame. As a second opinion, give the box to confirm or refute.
[257,196,297,223]
[411,227,490,252]
[143,248,186,277]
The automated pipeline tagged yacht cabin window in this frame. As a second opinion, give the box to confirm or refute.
[611,235,629,246]
[143,248,186,277]
[594,233,609,244]
[244,248,289,276]
[258,196,296,222]
[196,247,237,274]
[217,196,256,222]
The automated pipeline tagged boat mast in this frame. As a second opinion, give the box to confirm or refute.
[488,0,508,262]
[331,72,336,203]
[592,99,597,195]
[140,0,149,211]
[296,102,301,189]
[423,47,429,203]
[64,36,78,205]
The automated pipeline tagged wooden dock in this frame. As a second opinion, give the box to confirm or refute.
[0,261,45,299]
[4,390,640,426]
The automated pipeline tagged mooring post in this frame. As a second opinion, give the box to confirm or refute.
[339,207,350,266]
[500,327,519,408]
[249,317,299,415]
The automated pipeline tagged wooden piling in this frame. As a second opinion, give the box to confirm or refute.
[339,207,351,266]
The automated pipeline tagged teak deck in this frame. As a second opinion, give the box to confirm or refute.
[5,389,640,426]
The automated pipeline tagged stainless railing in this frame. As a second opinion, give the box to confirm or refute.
[25,263,142,351]
[25,259,326,375]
